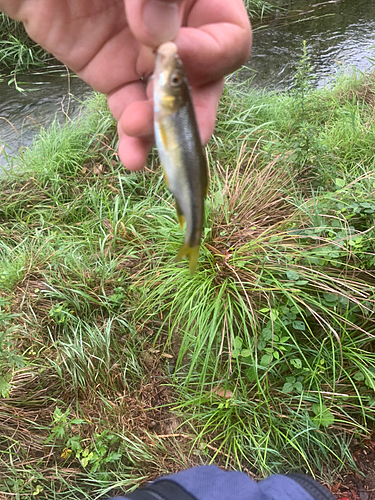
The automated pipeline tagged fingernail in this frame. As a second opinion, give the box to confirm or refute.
[143,0,180,45]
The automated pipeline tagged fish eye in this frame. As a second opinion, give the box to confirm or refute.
[170,70,183,87]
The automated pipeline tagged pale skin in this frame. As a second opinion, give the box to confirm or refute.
[0,0,252,170]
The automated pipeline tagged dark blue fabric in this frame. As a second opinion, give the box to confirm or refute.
[109,465,319,500]
[156,465,316,500]
[260,474,318,500]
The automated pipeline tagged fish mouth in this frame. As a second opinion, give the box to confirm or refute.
[156,42,178,70]
[157,42,178,58]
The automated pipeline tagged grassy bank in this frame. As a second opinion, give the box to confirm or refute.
[1,66,375,498]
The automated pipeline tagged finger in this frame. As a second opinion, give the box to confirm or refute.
[77,26,141,93]
[120,100,154,137]
[108,79,154,138]
[175,0,252,85]
[176,28,250,87]
[107,80,148,121]
[118,135,154,171]
[125,0,183,47]
[0,1,26,18]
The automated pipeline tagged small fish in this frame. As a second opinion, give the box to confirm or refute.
[153,42,208,274]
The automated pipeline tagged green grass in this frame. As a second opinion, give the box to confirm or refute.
[243,0,276,20]
[0,12,53,81]
[0,66,375,497]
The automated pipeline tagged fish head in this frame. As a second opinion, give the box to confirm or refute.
[153,42,190,115]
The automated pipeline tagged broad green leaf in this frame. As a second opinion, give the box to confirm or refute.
[241,349,252,358]
[106,451,122,462]
[70,418,86,425]
[286,270,300,281]
[291,358,302,369]
[353,371,364,381]
[294,382,303,393]
[0,377,11,398]
[260,354,272,366]
[292,321,305,331]
[312,404,335,428]
[329,251,340,259]
[323,293,339,303]
[81,451,94,467]
[282,382,294,393]
[261,328,272,340]
[233,336,243,350]
[270,309,279,321]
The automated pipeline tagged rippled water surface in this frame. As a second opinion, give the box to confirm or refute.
[0,71,91,166]
[248,0,375,88]
[1,0,375,166]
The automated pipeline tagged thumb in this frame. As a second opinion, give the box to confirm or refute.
[125,0,183,47]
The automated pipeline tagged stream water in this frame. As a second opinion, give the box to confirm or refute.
[247,0,375,89]
[0,0,375,166]
[0,69,91,166]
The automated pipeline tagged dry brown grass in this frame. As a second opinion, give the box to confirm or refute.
[337,74,375,108]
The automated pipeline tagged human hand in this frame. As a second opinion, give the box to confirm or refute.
[0,0,252,170]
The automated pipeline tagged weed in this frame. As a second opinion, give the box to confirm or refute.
[46,407,126,478]
[0,13,53,87]
[292,41,314,100]
[0,297,24,397]
[243,0,276,20]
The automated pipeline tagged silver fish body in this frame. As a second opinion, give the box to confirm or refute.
[153,42,208,274]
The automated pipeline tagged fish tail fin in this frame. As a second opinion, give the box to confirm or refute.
[175,244,200,275]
